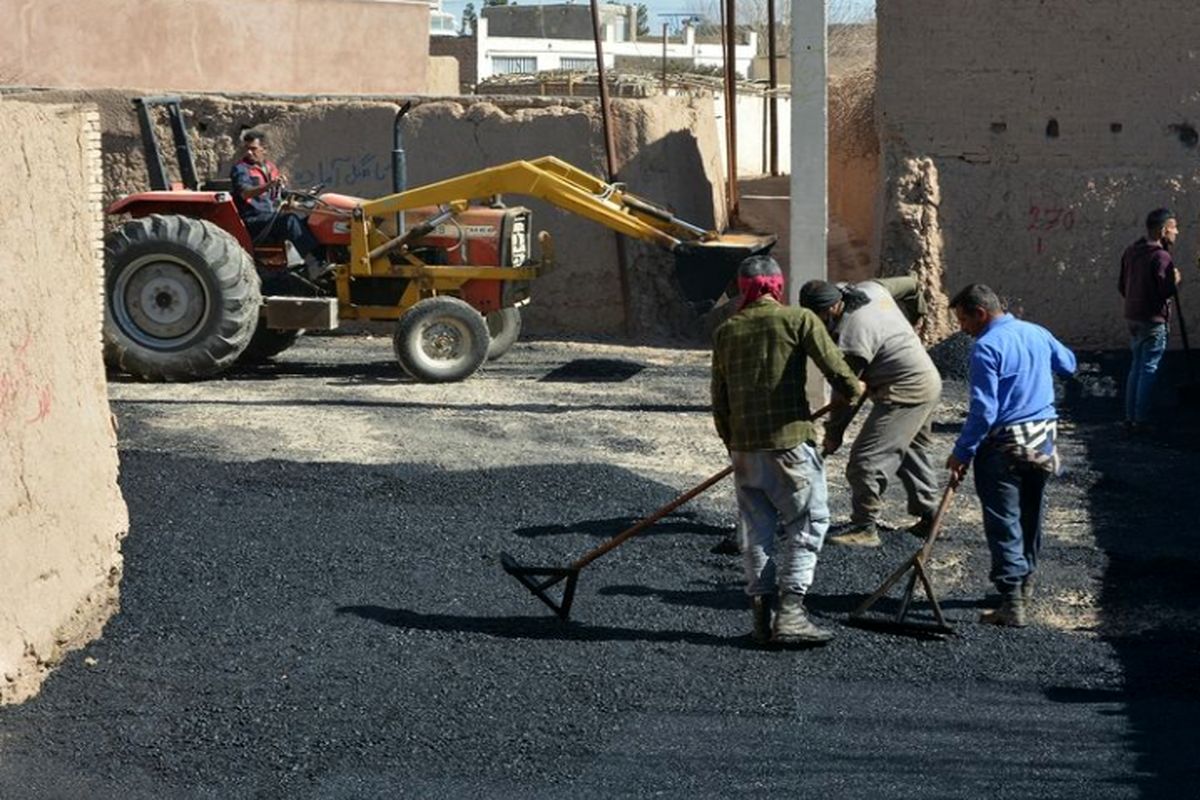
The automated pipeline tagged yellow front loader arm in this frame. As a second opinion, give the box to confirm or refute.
[349,157,721,275]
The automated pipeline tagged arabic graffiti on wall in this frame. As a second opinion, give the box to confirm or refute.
[291,152,391,190]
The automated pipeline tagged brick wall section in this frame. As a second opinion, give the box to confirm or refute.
[877,0,1200,348]
[84,110,106,330]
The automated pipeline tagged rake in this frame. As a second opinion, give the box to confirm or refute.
[501,401,839,620]
[847,483,957,638]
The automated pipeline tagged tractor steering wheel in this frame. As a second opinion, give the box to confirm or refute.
[281,184,326,211]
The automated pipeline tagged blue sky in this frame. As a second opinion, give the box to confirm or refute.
[439,0,875,33]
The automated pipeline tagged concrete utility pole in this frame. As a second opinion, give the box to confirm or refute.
[789,0,828,302]
[767,0,778,176]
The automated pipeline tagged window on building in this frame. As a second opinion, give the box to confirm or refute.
[492,56,538,75]
[559,57,595,71]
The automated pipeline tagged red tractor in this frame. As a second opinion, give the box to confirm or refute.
[104,97,537,383]
[103,97,772,382]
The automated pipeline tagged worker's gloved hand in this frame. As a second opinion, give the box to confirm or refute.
[946,454,969,488]
[822,430,843,456]
[830,385,858,410]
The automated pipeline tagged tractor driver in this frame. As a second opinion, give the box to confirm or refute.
[230,130,320,268]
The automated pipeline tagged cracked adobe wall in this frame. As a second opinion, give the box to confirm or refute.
[0,101,128,705]
[15,89,726,339]
[0,0,430,96]
[878,0,1200,348]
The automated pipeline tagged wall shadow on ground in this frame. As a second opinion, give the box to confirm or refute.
[1068,350,1200,798]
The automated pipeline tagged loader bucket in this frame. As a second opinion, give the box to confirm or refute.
[673,233,777,309]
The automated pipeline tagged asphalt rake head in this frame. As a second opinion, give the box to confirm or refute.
[499,552,580,622]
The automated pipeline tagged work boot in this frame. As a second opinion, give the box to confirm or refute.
[905,513,935,541]
[772,593,834,645]
[979,594,1027,628]
[1021,574,1035,602]
[750,595,774,645]
[828,523,881,548]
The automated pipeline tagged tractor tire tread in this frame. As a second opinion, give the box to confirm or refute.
[103,214,260,381]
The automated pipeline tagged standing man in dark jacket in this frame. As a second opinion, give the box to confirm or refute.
[946,284,1077,627]
[711,256,863,646]
[1118,208,1181,432]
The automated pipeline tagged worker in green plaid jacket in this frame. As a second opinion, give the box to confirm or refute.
[711,256,862,647]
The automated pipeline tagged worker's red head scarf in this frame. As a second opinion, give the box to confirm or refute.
[737,273,785,310]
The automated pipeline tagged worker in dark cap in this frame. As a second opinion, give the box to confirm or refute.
[711,256,862,646]
[799,277,943,547]
[1118,207,1182,433]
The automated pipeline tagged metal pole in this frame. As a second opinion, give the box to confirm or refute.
[767,0,779,176]
[590,0,632,336]
[590,0,619,181]
[723,0,739,221]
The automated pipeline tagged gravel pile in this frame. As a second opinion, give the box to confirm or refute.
[928,331,976,380]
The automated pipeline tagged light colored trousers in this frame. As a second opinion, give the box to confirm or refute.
[846,397,940,526]
[731,442,829,597]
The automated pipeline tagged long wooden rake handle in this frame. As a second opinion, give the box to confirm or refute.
[569,400,841,571]
[571,465,734,570]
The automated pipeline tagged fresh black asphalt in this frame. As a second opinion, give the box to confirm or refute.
[1,345,1197,798]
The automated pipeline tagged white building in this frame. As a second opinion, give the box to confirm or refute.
[429,0,458,37]
[475,4,757,81]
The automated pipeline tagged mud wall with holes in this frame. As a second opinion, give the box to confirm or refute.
[8,89,727,338]
[0,100,128,705]
[878,0,1200,348]
[0,0,430,96]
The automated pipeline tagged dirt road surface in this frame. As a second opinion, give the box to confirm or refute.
[0,336,1196,798]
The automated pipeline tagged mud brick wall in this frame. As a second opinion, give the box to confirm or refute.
[877,0,1200,348]
[0,101,127,705]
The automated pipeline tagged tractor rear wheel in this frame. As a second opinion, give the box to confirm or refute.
[104,215,260,381]
[393,297,489,383]
[485,307,522,361]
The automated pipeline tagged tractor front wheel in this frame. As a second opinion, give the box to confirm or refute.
[485,307,522,361]
[103,215,260,381]
[393,297,490,383]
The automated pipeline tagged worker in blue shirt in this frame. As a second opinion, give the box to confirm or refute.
[946,284,1077,627]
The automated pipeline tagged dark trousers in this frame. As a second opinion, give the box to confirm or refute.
[243,212,318,256]
[973,443,1049,595]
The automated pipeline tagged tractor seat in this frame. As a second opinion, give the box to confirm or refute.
[255,244,290,270]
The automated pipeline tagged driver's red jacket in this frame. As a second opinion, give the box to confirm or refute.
[230,156,281,218]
